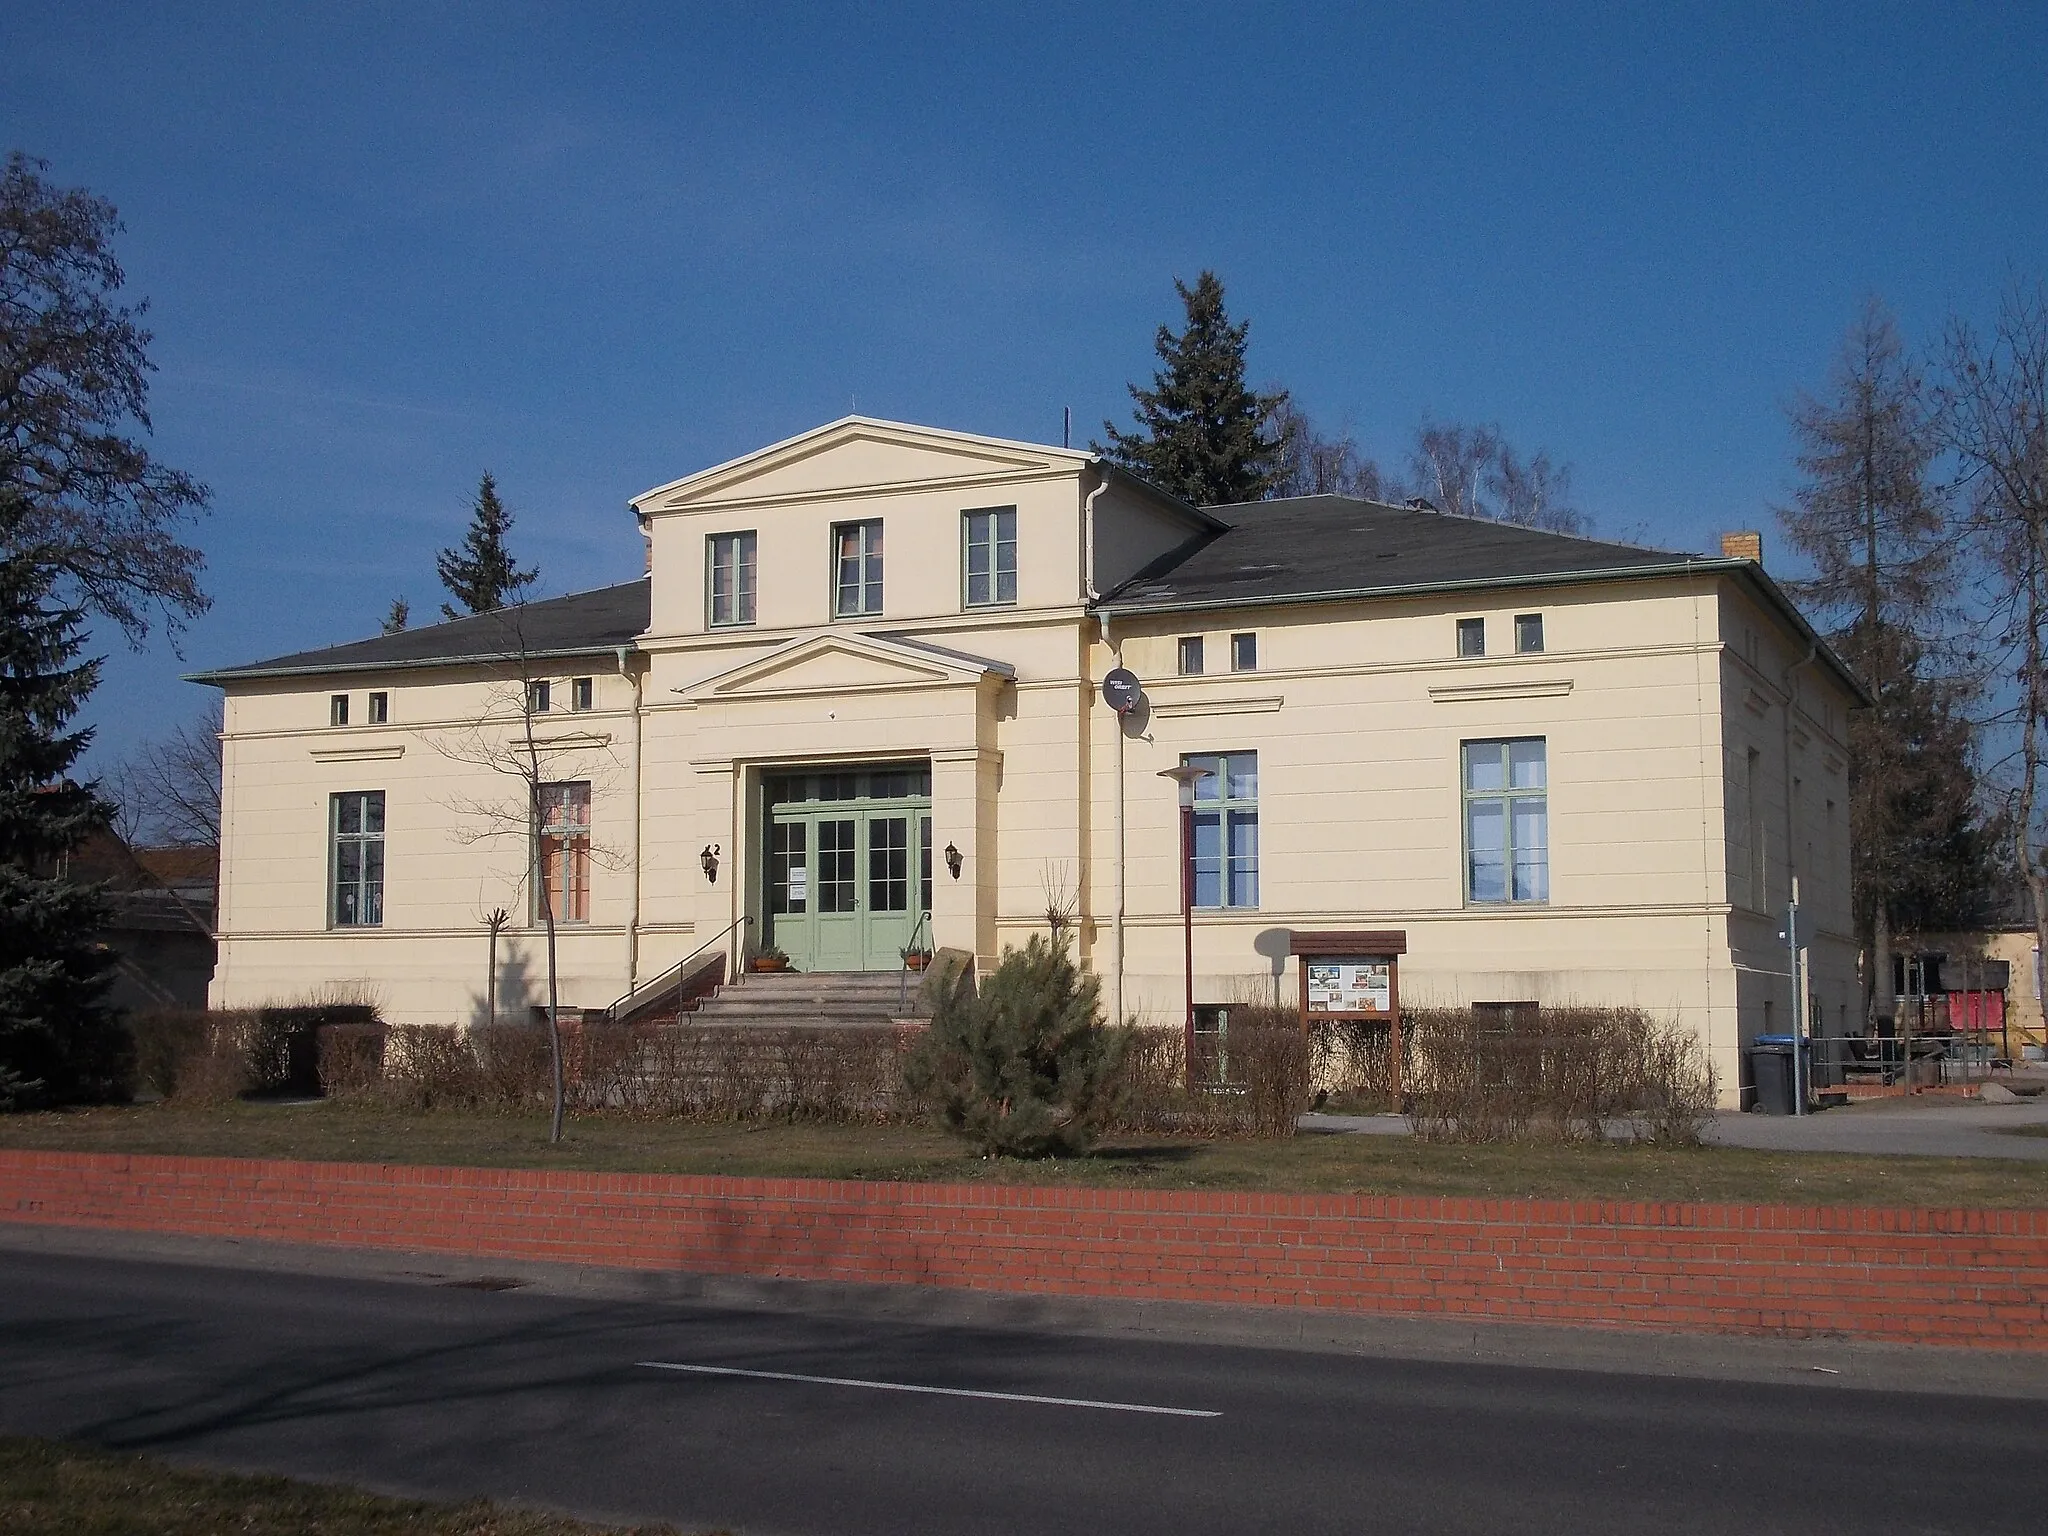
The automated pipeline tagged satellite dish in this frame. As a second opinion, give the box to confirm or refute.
[1101,667,1142,716]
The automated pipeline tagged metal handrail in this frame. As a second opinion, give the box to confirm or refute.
[605,914,753,1024]
[898,908,933,1012]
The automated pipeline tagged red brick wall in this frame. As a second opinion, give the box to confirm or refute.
[3,1151,2044,1349]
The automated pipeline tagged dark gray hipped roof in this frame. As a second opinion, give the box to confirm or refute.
[1097,494,1869,704]
[189,579,651,684]
[1100,495,1687,609]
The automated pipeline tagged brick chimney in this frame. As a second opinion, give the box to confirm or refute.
[1720,530,1763,564]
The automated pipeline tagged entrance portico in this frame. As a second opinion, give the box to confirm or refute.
[673,630,1010,972]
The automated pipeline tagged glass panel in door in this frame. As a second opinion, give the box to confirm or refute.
[812,818,863,969]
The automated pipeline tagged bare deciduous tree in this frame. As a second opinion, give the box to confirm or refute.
[111,698,222,848]
[1402,420,1587,534]
[2,153,209,643]
[1267,399,1385,500]
[431,612,622,1143]
[1939,282,2048,999]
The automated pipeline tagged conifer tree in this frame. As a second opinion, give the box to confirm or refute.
[0,549,123,1108]
[380,597,409,635]
[1101,272,1288,506]
[1777,299,1987,1028]
[903,933,1128,1158]
[436,472,537,620]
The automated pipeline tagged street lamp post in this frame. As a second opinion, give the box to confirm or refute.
[1157,763,1214,1087]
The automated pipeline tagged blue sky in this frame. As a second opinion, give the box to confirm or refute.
[5,2,2044,768]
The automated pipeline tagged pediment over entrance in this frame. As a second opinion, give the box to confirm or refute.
[631,416,1092,514]
[674,631,1013,704]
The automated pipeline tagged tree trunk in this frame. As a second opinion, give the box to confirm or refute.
[1869,903,1895,1036]
[544,903,564,1144]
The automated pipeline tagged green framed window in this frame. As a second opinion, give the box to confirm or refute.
[708,530,757,626]
[963,506,1017,606]
[330,790,385,927]
[833,519,883,616]
[1185,751,1259,909]
[1463,739,1547,904]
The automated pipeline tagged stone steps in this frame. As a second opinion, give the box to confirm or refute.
[686,969,927,1030]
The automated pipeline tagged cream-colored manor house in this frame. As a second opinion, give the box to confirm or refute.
[197,417,1864,1104]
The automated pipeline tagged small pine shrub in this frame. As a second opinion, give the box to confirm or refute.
[903,933,1128,1158]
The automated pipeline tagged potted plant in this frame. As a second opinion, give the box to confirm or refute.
[750,945,791,973]
[901,944,933,972]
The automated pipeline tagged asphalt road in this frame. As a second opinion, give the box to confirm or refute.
[2,1244,2042,1536]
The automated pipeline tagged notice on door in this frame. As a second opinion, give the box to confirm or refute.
[787,865,808,903]
[1305,959,1392,1015]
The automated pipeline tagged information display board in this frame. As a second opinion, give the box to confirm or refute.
[1290,930,1409,1098]
[1306,959,1393,1015]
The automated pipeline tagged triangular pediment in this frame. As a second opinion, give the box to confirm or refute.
[633,416,1089,514]
[676,631,1010,704]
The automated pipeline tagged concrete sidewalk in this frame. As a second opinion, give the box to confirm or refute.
[1302,1084,2048,1161]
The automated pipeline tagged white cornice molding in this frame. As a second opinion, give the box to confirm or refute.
[1149,695,1284,718]
[1427,678,1574,704]
[308,744,405,763]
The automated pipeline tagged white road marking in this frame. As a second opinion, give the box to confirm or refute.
[636,1361,1221,1418]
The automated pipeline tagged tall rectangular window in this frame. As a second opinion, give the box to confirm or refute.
[536,781,591,924]
[331,791,385,927]
[366,691,388,724]
[1745,747,1765,909]
[1456,617,1485,657]
[708,530,757,626]
[1464,739,1547,904]
[962,507,1017,606]
[1231,632,1257,671]
[330,694,349,727]
[834,519,884,616]
[528,679,550,714]
[1185,751,1259,909]
[1515,613,1544,653]
[570,677,593,712]
[1177,636,1204,675]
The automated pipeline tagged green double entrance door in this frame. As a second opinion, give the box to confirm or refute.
[764,763,932,972]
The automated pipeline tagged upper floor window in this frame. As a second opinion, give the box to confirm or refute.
[962,507,1017,607]
[1464,739,1547,904]
[834,519,884,616]
[331,790,385,927]
[536,781,591,924]
[366,691,388,724]
[1456,617,1485,658]
[1515,614,1544,654]
[330,694,349,727]
[570,676,594,712]
[1186,751,1259,909]
[1177,636,1205,675]
[708,530,757,627]
[527,679,551,714]
[1231,632,1257,671]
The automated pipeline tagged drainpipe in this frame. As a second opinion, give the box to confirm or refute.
[615,645,643,989]
[1083,464,1125,1025]
[1780,639,1819,1106]
[1098,611,1127,1029]
[1082,461,1109,606]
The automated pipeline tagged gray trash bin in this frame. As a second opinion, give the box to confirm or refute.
[1748,1036,1796,1115]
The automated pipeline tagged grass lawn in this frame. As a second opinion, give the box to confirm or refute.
[4,1099,2048,1207]
[0,1436,698,1535]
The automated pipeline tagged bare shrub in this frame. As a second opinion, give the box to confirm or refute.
[1311,1019,1398,1110]
[127,1009,214,1100]
[1407,1005,1718,1145]
[1106,1011,1310,1140]
[315,1023,386,1098]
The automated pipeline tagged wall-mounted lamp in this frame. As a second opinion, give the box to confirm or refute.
[700,844,721,883]
[944,842,963,880]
